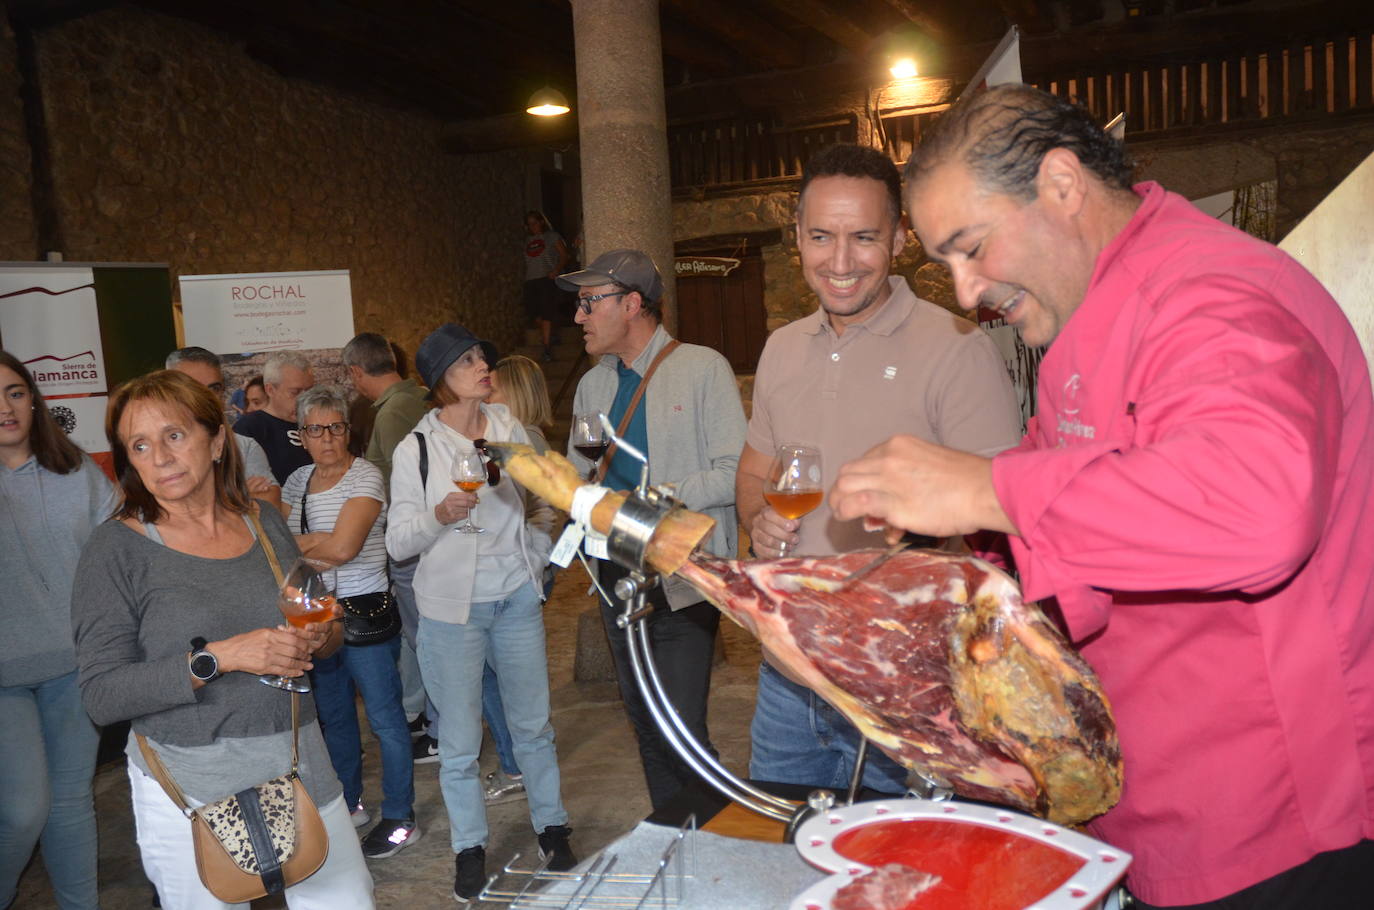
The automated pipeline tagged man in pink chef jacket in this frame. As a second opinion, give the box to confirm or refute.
[831,83,1374,909]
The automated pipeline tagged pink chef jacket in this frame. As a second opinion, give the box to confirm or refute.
[991,183,1374,905]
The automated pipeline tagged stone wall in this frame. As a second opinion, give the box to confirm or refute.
[20,6,528,361]
[0,10,36,261]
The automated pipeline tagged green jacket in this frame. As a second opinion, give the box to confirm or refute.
[365,378,431,492]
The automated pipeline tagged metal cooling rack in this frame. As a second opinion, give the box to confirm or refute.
[477,815,696,909]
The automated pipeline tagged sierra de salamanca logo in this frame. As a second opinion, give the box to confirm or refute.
[24,351,102,388]
[50,405,77,434]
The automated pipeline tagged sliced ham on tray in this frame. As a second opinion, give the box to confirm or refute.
[832,863,942,910]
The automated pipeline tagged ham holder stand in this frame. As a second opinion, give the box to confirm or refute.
[579,415,941,838]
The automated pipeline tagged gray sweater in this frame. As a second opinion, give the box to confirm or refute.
[72,504,317,743]
[0,454,116,687]
[568,325,747,607]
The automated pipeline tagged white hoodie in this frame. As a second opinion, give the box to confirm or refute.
[385,404,554,624]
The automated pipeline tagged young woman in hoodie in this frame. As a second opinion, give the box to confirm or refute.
[0,350,117,909]
[384,325,574,904]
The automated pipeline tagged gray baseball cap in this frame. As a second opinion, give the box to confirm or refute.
[556,249,664,303]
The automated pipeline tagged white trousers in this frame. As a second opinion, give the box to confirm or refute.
[128,763,375,909]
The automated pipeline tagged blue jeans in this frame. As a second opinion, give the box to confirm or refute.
[417,582,568,851]
[481,662,520,777]
[310,636,414,820]
[0,670,100,909]
[749,661,910,794]
[479,569,557,777]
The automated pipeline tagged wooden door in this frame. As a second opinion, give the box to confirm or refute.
[675,254,767,373]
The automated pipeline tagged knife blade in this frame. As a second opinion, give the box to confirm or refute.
[833,531,937,591]
[834,540,911,591]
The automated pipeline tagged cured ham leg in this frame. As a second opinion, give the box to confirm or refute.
[676,549,1122,826]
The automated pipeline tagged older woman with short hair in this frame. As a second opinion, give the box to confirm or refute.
[72,370,374,909]
[282,385,416,859]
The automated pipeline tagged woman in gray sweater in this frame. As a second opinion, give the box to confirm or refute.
[0,351,116,910]
[71,371,374,908]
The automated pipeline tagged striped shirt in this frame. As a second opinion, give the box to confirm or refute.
[282,457,388,597]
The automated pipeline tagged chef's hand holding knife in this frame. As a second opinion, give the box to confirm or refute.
[830,434,1019,540]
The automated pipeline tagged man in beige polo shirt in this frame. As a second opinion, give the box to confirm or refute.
[735,143,1020,794]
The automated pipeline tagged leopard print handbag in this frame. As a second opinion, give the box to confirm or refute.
[196,776,298,870]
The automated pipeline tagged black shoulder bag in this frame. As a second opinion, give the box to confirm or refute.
[300,465,400,646]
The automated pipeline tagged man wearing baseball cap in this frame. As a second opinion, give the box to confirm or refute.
[559,250,747,811]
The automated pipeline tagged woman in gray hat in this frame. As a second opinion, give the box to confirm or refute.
[384,323,575,904]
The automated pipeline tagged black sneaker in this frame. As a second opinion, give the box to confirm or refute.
[537,825,577,871]
[407,713,427,740]
[413,734,439,764]
[453,845,486,903]
[360,817,421,859]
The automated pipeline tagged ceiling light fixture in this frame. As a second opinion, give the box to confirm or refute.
[526,86,570,117]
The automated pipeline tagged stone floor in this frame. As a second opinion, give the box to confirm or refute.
[13,563,763,909]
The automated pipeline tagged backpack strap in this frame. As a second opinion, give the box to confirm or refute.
[415,431,428,492]
[298,466,317,534]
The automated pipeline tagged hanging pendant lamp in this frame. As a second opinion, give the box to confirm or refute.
[526,86,571,116]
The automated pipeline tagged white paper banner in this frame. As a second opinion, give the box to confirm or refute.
[180,270,354,355]
[0,267,108,397]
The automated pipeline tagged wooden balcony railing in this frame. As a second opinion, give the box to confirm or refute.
[1030,30,1374,134]
[669,115,856,191]
[670,29,1374,194]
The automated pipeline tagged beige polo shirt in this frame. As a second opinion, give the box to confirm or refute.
[747,276,1021,556]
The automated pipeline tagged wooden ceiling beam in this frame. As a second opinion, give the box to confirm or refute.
[663,0,804,71]
[660,22,743,79]
[872,0,953,43]
[239,21,494,116]
[137,0,575,117]
[755,0,876,57]
[993,1,1054,36]
[440,111,578,153]
[1020,0,1374,73]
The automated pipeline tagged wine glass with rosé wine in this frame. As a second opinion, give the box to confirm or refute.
[451,449,488,534]
[764,443,823,556]
[259,557,338,693]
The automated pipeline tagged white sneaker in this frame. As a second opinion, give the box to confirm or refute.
[350,802,370,828]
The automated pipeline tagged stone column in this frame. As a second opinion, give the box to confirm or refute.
[570,0,677,333]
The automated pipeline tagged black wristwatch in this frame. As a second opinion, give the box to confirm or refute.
[188,637,220,683]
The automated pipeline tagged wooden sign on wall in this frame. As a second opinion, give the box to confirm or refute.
[676,256,741,279]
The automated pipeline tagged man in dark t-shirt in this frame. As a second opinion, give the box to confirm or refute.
[233,351,315,484]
